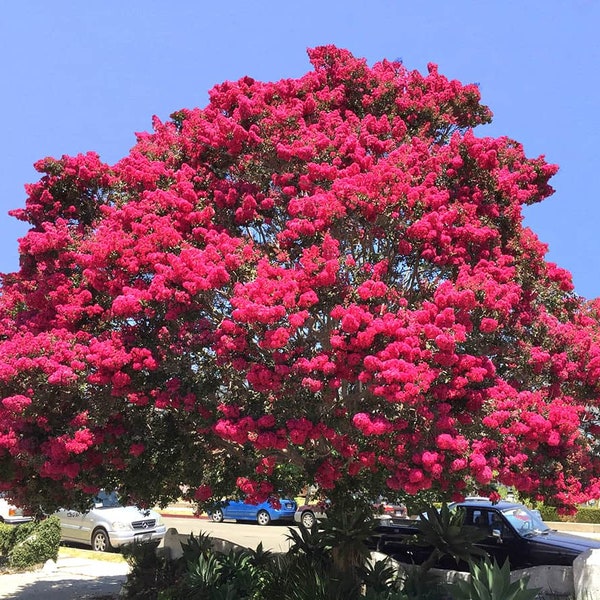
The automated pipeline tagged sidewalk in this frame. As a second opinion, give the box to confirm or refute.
[156,500,203,519]
[0,548,130,600]
[546,521,600,541]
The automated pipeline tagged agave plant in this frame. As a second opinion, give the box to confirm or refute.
[286,520,331,568]
[180,531,213,563]
[320,505,376,570]
[183,545,268,600]
[278,504,386,600]
[411,503,488,573]
[186,552,224,596]
[360,557,400,594]
[449,556,541,600]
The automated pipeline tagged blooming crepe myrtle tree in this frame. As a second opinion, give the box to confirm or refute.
[1,46,600,512]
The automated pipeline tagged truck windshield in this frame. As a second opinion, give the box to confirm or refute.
[501,506,550,535]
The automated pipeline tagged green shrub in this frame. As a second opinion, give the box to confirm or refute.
[0,520,38,558]
[0,522,15,555]
[9,520,38,545]
[7,516,61,569]
[409,503,487,573]
[536,505,560,522]
[575,508,600,524]
[123,524,406,600]
[449,557,540,600]
[534,504,577,522]
[122,539,185,599]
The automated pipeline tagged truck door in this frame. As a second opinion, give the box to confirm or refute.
[464,508,519,568]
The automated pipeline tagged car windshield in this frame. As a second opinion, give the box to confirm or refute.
[501,506,550,535]
[93,490,122,509]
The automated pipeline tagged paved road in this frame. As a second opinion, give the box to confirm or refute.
[162,515,294,552]
[0,516,293,599]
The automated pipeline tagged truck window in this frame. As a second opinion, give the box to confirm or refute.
[471,509,489,528]
[501,506,549,534]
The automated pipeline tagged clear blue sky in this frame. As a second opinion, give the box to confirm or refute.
[1,1,599,297]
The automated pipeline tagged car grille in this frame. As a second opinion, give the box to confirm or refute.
[132,519,156,530]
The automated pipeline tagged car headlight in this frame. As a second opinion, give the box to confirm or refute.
[111,521,131,530]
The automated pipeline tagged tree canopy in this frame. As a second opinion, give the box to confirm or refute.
[1,46,600,512]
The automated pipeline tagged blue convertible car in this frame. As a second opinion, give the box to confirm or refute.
[210,497,297,526]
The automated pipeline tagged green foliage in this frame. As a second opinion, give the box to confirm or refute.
[319,504,380,597]
[320,504,375,568]
[5,520,37,549]
[0,522,15,555]
[282,503,383,599]
[6,517,61,569]
[0,520,38,570]
[121,523,543,600]
[411,503,488,573]
[362,591,410,600]
[574,508,600,523]
[271,555,335,600]
[124,533,276,600]
[276,523,340,600]
[449,556,540,600]
[397,566,447,600]
[535,505,560,522]
[123,514,409,600]
[360,558,399,594]
[122,540,184,599]
[180,531,214,564]
[533,503,600,523]
[184,545,272,600]
[285,521,330,566]
[272,506,433,600]
[186,552,227,596]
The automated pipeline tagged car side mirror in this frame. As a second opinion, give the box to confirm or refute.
[492,528,503,543]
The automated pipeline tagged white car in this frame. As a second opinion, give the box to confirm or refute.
[54,490,166,552]
[0,492,32,524]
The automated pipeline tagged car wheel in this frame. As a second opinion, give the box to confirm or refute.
[91,528,112,552]
[211,508,224,523]
[257,509,271,526]
[301,511,316,528]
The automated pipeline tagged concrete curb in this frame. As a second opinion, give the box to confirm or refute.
[158,510,207,519]
[58,546,127,563]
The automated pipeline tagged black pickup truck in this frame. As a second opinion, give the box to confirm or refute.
[368,499,600,570]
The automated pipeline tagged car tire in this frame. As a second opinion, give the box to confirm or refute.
[301,511,316,528]
[211,508,224,523]
[91,528,113,552]
[257,509,271,526]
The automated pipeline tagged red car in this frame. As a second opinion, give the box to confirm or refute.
[374,499,408,519]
